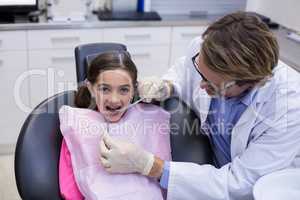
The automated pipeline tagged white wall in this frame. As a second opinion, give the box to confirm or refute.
[41,0,87,16]
[39,0,107,12]
[151,0,246,15]
[39,0,246,16]
[246,0,300,32]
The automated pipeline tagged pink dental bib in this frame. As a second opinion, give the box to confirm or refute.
[59,104,171,200]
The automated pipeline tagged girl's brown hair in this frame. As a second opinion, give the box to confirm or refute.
[75,51,138,108]
[201,11,279,84]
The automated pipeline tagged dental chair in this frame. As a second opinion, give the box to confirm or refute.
[15,43,213,200]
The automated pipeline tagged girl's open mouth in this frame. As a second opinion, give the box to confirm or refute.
[105,105,123,114]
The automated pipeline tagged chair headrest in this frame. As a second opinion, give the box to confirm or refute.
[85,49,131,68]
[75,43,127,83]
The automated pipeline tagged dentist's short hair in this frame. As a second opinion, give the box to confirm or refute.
[201,11,279,84]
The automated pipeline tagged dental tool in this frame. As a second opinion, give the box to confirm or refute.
[116,97,146,112]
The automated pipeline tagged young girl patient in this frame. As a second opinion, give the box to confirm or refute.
[59,51,171,200]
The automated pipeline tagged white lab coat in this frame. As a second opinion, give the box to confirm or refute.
[162,37,300,200]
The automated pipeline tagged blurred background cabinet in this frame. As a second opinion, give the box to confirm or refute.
[27,29,103,107]
[0,31,29,152]
[103,27,172,78]
[170,26,207,65]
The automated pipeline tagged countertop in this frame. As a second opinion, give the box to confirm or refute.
[273,27,300,71]
[0,14,299,71]
[0,14,219,31]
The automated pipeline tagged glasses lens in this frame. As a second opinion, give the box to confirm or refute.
[192,53,236,96]
[192,54,208,82]
[199,72,208,82]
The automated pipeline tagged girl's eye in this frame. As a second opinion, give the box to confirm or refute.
[120,87,130,94]
[98,87,110,93]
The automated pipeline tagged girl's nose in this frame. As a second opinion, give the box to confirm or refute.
[110,93,120,104]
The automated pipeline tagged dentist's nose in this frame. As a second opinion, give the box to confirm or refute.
[200,80,209,90]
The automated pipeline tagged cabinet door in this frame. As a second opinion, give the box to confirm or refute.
[28,29,103,49]
[28,49,77,107]
[0,31,27,51]
[170,26,207,65]
[127,45,170,78]
[103,27,171,45]
[103,27,171,78]
[0,51,29,145]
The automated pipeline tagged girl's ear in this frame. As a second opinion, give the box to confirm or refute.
[131,82,139,102]
[134,82,138,95]
[86,81,95,98]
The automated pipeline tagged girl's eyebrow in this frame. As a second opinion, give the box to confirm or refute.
[97,83,130,88]
[97,83,111,87]
[119,84,130,87]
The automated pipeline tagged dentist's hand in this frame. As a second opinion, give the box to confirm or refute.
[138,77,173,103]
[99,133,154,175]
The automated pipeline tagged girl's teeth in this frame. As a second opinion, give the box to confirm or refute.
[106,106,122,112]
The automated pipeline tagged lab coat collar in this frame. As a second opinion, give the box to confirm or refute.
[230,66,283,157]
[233,74,277,128]
[196,89,211,127]
[240,87,257,106]
[252,63,284,104]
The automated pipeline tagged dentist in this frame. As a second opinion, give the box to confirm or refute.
[99,11,300,200]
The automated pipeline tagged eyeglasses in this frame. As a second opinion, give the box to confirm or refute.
[192,53,208,82]
[192,52,236,96]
